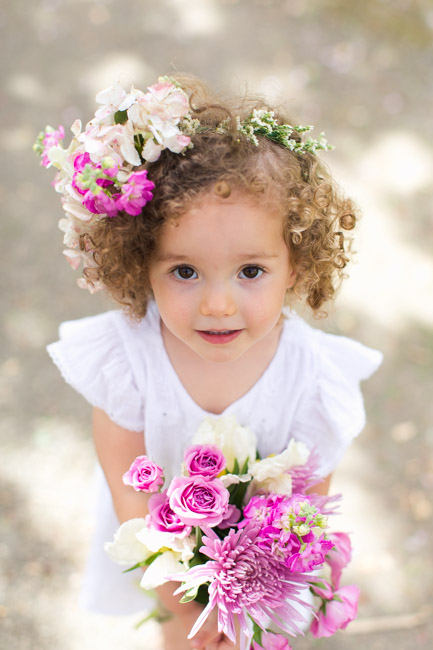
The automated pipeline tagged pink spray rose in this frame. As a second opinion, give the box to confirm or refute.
[122,455,164,493]
[167,475,229,527]
[326,532,352,587]
[253,631,292,649]
[184,444,226,479]
[148,491,191,537]
[310,584,360,638]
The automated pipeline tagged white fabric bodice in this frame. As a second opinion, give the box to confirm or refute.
[47,301,382,614]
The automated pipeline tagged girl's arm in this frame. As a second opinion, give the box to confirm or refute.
[306,473,332,496]
[92,406,151,521]
[92,408,215,647]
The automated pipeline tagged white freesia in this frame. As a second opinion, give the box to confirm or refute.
[219,473,251,488]
[63,249,82,270]
[48,145,73,173]
[105,518,195,586]
[62,196,94,222]
[140,551,189,590]
[250,439,310,481]
[118,120,141,166]
[142,137,163,162]
[95,82,127,112]
[192,415,257,473]
[104,518,151,566]
[136,527,195,564]
[249,473,293,497]
[70,119,82,137]
[248,439,310,496]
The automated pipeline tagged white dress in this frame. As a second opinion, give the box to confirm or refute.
[47,301,382,615]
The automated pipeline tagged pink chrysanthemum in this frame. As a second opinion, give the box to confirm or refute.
[171,523,311,648]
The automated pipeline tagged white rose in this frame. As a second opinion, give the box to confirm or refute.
[192,415,257,473]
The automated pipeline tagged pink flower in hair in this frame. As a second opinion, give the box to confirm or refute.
[39,125,65,167]
[116,170,155,216]
[83,188,119,217]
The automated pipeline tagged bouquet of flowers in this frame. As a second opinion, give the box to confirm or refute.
[105,415,359,649]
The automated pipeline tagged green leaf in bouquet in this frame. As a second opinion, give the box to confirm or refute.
[195,583,210,605]
[122,560,148,573]
[194,526,203,554]
[134,607,173,628]
[180,585,200,603]
[229,478,250,511]
[232,458,240,475]
[122,552,161,573]
[240,457,250,474]
[114,109,128,124]
[252,620,263,646]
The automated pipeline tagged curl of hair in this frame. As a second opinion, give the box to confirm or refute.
[85,74,358,320]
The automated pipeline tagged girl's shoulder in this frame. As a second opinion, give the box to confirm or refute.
[281,310,383,382]
[281,311,383,476]
[46,304,161,431]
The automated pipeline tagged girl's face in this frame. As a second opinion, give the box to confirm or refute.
[149,190,296,364]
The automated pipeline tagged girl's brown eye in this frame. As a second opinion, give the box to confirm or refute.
[240,266,263,279]
[173,265,197,280]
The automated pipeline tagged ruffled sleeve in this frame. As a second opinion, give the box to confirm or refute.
[291,331,383,477]
[47,311,144,432]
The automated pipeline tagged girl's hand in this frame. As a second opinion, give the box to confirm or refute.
[187,607,241,649]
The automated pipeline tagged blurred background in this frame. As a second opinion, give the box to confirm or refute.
[1,0,432,648]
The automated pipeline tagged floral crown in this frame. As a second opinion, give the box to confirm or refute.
[34,76,333,292]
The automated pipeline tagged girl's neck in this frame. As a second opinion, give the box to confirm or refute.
[160,319,284,415]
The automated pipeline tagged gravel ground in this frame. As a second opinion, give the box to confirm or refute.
[1,1,433,648]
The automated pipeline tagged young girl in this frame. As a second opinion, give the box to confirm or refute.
[41,74,382,649]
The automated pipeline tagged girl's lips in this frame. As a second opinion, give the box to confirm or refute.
[196,329,243,344]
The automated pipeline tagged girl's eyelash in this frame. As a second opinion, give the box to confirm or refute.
[171,265,198,280]
[239,265,265,279]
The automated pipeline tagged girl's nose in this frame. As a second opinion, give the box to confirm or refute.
[199,283,236,317]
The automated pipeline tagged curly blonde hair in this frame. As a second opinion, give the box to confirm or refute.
[84,74,357,320]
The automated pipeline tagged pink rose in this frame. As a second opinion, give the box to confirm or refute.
[122,455,164,493]
[218,504,241,529]
[167,475,229,527]
[310,584,360,638]
[184,444,226,479]
[326,532,352,588]
[148,491,191,537]
[252,631,292,649]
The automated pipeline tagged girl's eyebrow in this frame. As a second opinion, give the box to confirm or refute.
[157,251,279,262]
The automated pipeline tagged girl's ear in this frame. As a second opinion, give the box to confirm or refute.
[287,266,297,289]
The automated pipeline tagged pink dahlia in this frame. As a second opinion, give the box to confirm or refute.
[171,523,311,647]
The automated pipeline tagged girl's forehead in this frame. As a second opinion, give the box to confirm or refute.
[156,190,287,257]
